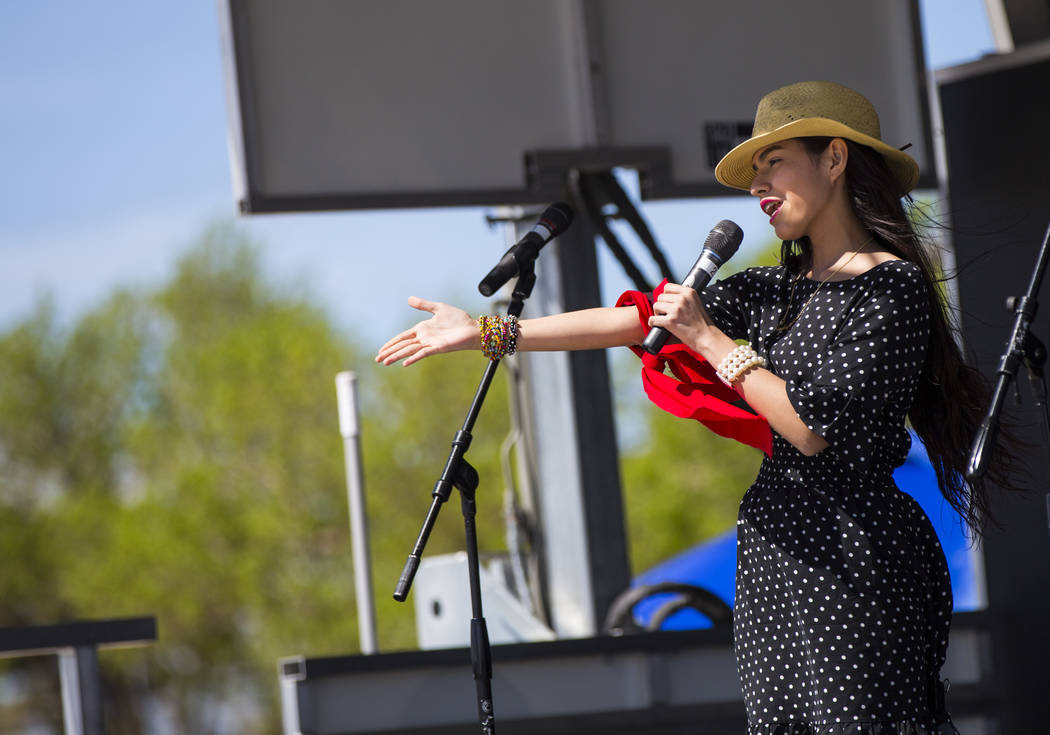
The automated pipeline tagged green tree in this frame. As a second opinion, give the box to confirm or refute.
[0,226,510,733]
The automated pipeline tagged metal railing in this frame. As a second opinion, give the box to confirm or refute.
[0,616,156,735]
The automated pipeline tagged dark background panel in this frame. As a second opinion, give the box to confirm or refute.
[938,52,1050,733]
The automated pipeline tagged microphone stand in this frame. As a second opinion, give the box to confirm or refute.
[967,219,1050,538]
[393,263,537,735]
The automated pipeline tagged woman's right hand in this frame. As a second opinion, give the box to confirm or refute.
[375,297,479,366]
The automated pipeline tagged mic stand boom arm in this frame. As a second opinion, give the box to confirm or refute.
[393,264,537,735]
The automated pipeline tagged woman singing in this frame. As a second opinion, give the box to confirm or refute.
[377,81,1012,733]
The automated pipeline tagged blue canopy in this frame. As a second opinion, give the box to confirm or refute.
[631,433,980,630]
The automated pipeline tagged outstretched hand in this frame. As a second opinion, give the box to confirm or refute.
[375,297,479,366]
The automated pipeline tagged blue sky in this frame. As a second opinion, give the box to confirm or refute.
[0,1,997,345]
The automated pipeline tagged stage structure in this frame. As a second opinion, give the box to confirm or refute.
[218,1,954,732]
[277,614,997,735]
[221,0,935,213]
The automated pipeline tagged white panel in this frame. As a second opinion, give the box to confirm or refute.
[518,232,597,638]
[413,553,556,649]
[232,0,587,198]
[222,0,932,210]
[595,0,931,185]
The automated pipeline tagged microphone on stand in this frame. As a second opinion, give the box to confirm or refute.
[478,202,574,297]
[642,219,744,355]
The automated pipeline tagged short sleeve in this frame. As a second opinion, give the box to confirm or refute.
[785,265,929,474]
[701,271,750,340]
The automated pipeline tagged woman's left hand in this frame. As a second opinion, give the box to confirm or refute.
[649,283,715,353]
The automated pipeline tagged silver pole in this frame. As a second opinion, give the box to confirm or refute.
[58,648,84,735]
[335,372,378,654]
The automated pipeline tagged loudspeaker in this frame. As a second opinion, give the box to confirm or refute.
[937,46,1050,732]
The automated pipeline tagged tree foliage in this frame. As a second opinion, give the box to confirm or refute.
[0,226,510,733]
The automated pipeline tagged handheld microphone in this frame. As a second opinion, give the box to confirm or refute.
[478,202,574,297]
[641,219,744,355]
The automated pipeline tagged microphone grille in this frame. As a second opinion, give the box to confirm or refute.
[540,202,574,236]
[704,219,744,259]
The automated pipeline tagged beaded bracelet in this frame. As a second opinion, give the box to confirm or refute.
[716,343,767,386]
[478,314,520,360]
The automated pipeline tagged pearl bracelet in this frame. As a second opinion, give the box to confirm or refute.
[716,343,767,386]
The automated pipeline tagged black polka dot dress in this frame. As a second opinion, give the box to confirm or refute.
[701,260,954,733]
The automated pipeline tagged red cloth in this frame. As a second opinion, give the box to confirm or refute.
[617,281,773,456]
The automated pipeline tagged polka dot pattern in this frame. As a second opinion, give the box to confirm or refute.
[701,261,954,733]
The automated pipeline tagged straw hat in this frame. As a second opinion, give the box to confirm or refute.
[714,81,919,196]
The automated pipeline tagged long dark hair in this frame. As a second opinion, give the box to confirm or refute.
[785,136,1022,534]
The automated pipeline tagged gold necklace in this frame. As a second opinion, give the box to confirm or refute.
[775,239,873,333]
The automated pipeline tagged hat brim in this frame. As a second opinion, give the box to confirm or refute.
[713,117,920,197]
